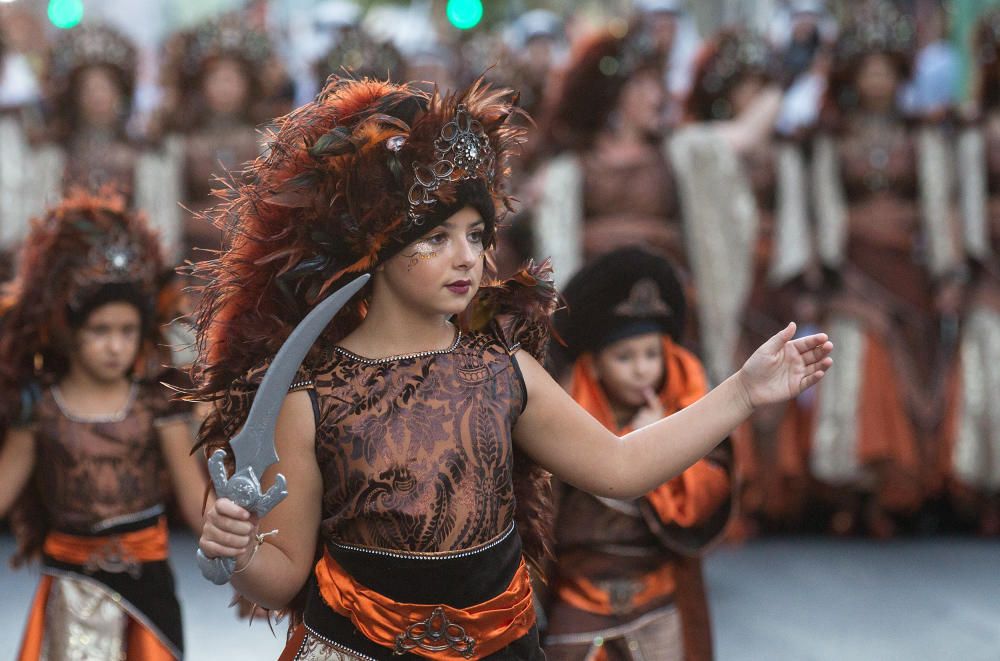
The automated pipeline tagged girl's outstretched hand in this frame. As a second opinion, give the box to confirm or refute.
[736,322,833,408]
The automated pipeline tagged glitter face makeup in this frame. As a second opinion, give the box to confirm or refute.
[403,239,441,271]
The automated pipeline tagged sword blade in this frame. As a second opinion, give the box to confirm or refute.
[229,274,370,478]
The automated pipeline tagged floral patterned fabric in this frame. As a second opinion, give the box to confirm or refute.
[228,326,525,553]
[26,380,190,534]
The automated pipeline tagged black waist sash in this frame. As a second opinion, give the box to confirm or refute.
[42,513,183,658]
[302,524,543,660]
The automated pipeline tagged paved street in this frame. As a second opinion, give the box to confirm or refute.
[2,533,998,659]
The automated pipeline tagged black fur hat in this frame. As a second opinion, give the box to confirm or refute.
[555,247,686,359]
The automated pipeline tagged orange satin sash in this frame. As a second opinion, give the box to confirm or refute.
[555,564,676,616]
[313,550,536,659]
[43,517,169,567]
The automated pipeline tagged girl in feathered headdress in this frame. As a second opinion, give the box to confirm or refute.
[0,189,207,660]
[192,75,832,659]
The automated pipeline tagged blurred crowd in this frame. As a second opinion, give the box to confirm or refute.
[1,0,999,540]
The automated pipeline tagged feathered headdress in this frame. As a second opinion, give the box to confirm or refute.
[190,75,526,399]
[685,29,776,121]
[0,189,166,422]
[45,23,137,139]
[824,1,915,118]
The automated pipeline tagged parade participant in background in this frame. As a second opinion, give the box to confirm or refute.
[190,75,831,660]
[633,0,702,124]
[943,9,1000,535]
[682,28,815,530]
[159,16,274,265]
[0,8,44,279]
[806,3,962,537]
[772,0,835,139]
[533,21,678,289]
[311,25,403,87]
[533,20,783,387]
[0,190,206,660]
[496,10,566,122]
[544,247,733,661]
[19,24,184,262]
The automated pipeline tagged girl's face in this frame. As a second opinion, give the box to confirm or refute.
[70,301,142,383]
[592,332,664,408]
[617,69,666,136]
[77,65,123,128]
[377,206,487,318]
[729,73,766,117]
[855,53,899,112]
[202,56,250,117]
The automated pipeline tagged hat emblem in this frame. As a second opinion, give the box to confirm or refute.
[613,278,671,317]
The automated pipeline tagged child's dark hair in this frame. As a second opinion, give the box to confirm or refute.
[67,281,154,334]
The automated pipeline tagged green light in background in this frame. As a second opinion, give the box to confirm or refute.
[446,0,483,30]
[48,0,84,30]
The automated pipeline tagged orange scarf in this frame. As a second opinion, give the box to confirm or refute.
[556,337,730,617]
[569,336,707,434]
[570,337,729,527]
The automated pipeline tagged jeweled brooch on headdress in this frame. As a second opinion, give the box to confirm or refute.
[407,104,495,225]
[72,229,155,296]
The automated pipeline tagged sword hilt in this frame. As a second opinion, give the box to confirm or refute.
[197,449,288,584]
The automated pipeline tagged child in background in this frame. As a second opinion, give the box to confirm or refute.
[544,247,732,661]
[0,190,206,661]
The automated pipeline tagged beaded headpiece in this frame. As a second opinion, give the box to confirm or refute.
[406,104,496,225]
[179,17,271,78]
[834,1,915,65]
[47,23,137,99]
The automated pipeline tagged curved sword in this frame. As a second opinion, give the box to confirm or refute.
[197,273,370,584]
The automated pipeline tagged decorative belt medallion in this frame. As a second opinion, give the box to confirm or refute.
[602,578,643,616]
[83,536,142,579]
[393,607,476,658]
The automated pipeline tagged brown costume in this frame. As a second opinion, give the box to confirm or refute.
[806,7,961,533]
[544,249,733,661]
[0,191,191,660]
[190,77,557,659]
[940,10,1000,532]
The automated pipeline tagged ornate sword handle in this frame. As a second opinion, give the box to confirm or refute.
[197,449,289,585]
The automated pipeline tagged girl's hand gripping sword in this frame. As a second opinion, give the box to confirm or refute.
[197,274,370,584]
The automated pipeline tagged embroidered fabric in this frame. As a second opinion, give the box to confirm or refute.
[224,329,524,553]
[29,382,191,534]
